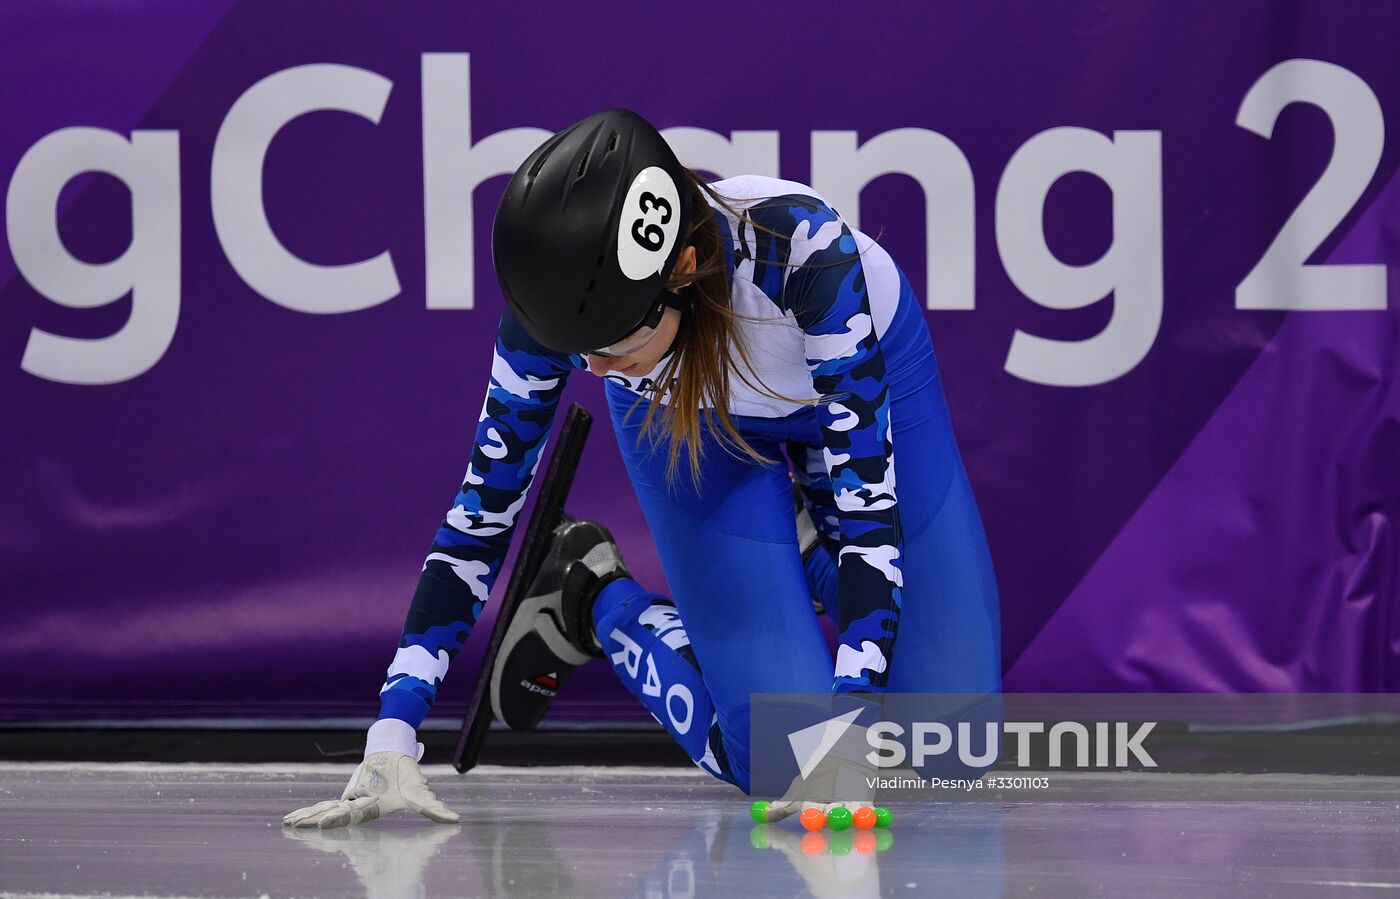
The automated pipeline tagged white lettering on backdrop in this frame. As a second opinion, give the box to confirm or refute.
[2,54,1387,386]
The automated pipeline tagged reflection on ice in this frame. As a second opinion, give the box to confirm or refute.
[277,785,1007,899]
[2,764,1397,899]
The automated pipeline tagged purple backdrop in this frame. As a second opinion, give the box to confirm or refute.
[1,1,1396,722]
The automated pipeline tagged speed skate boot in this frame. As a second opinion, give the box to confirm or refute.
[490,517,629,730]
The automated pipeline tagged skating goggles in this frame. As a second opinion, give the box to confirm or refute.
[589,290,688,358]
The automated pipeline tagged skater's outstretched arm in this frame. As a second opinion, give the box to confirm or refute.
[285,313,581,826]
[287,315,588,828]
[749,195,905,694]
[379,310,583,730]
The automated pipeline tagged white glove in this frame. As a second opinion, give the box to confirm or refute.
[759,754,878,823]
[283,743,460,829]
[759,714,881,823]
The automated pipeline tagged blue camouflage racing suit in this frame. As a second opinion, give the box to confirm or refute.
[378,176,1001,790]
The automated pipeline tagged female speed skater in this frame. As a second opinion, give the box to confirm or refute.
[284,109,1002,830]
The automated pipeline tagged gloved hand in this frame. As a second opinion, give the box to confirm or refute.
[758,717,881,824]
[756,697,884,823]
[758,754,879,824]
[283,743,460,829]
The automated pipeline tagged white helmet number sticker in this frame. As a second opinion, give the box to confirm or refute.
[617,166,680,281]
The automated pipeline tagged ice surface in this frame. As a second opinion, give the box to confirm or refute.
[1,763,1399,897]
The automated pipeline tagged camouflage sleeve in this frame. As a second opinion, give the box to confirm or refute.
[757,196,905,694]
[378,311,583,726]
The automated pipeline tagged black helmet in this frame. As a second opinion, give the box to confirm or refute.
[492,109,692,355]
